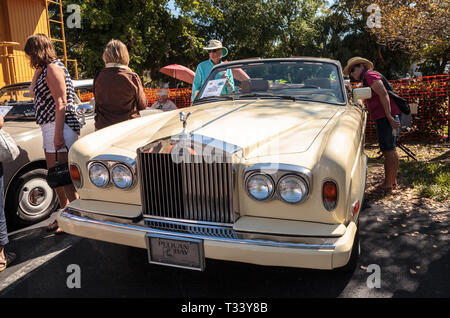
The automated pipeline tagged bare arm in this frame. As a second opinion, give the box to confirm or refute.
[370,80,400,129]
[29,67,43,98]
[134,75,148,110]
[0,115,4,129]
[46,64,67,151]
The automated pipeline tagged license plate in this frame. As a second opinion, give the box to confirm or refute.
[146,234,205,271]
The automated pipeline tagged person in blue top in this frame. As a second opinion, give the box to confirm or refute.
[191,39,234,101]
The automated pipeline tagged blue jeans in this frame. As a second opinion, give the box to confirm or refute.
[0,176,9,246]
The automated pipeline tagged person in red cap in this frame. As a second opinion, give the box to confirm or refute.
[344,57,401,193]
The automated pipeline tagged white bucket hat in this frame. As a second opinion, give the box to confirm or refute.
[203,39,228,57]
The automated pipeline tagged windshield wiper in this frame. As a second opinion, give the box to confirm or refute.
[237,93,296,101]
[195,95,235,103]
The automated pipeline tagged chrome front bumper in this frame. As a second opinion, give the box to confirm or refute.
[58,208,357,270]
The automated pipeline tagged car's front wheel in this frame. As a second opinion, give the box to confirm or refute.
[6,168,59,225]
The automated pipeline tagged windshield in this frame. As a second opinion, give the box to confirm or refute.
[0,83,93,120]
[0,85,35,119]
[196,60,345,105]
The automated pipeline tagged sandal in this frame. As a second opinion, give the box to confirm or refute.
[47,220,65,234]
[47,220,59,232]
[0,251,17,272]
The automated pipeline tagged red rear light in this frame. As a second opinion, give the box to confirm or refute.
[323,180,338,211]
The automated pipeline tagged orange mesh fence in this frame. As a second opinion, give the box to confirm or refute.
[79,92,94,102]
[77,89,193,108]
[353,75,450,143]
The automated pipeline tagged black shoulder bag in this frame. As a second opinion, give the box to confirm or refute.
[46,148,73,188]
[363,71,411,115]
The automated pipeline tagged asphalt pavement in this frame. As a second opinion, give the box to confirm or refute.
[0,203,448,299]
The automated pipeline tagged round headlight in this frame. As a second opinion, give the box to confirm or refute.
[277,175,308,204]
[89,163,109,187]
[246,173,274,201]
[111,164,133,189]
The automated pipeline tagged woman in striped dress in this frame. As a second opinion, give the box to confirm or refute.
[25,34,81,233]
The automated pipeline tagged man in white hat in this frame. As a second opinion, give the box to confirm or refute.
[191,39,234,101]
[344,57,401,193]
[150,89,177,111]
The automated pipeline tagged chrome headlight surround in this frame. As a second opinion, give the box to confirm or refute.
[243,163,311,204]
[88,162,110,188]
[245,172,275,201]
[277,174,309,204]
[87,155,136,190]
[111,163,134,190]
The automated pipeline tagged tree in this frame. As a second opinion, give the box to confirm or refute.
[368,0,449,74]
[333,0,450,75]
[316,0,413,78]
[62,0,220,83]
[182,0,326,60]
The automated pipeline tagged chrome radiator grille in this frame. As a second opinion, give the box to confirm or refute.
[138,151,234,224]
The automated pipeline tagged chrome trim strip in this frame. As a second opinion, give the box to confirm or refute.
[60,211,336,250]
[143,215,233,228]
[89,155,136,168]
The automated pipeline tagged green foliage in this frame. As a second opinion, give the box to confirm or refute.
[60,0,447,84]
[195,0,326,60]
[63,0,217,81]
[399,161,450,201]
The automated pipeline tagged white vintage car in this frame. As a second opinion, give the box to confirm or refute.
[1,80,96,224]
[1,80,163,225]
[58,58,371,271]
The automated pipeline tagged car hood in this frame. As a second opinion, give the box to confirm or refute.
[2,120,41,142]
[110,99,340,158]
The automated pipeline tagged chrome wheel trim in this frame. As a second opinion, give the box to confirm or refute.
[18,178,54,217]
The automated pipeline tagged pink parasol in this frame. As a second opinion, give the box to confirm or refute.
[231,68,250,82]
[159,64,195,84]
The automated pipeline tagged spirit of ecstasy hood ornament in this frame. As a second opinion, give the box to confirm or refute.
[179,111,191,130]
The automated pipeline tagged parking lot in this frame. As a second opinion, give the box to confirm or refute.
[1,197,448,299]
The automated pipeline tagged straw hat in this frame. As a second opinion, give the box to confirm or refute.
[203,39,228,57]
[343,57,374,76]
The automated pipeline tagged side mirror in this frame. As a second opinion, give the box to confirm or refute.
[353,87,372,100]
[76,103,95,125]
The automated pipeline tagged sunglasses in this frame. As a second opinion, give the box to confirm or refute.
[208,48,221,53]
[350,64,361,73]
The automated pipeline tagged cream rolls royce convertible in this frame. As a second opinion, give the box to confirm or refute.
[57,58,372,271]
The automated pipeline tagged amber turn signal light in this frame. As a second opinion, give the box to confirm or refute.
[70,164,82,187]
[352,200,360,215]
